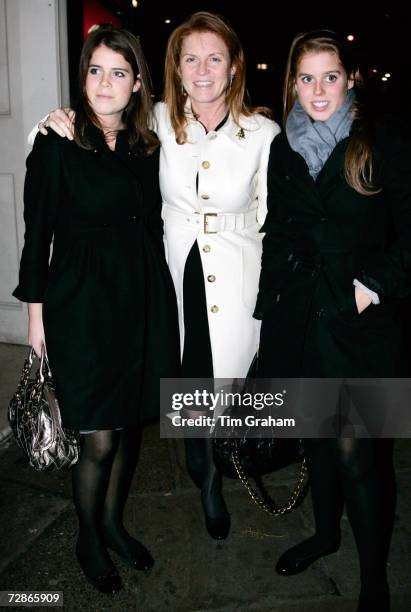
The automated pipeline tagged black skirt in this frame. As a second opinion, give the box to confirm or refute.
[181,241,214,378]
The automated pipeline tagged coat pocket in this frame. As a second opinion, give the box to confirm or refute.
[342,286,359,317]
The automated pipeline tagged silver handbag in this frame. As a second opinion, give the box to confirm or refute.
[8,348,80,470]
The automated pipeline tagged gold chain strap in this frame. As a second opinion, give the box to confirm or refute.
[231,450,308,515]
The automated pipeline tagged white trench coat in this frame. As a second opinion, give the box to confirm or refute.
[155,102,280,378]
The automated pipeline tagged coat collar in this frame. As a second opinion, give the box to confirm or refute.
[85,123,131,155]
[183,98,258,148]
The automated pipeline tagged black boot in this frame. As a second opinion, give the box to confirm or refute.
[184,437,230,539]
[276,439,343,575]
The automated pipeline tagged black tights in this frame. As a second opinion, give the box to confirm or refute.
[71,428,141,575]
[300,438,394,607]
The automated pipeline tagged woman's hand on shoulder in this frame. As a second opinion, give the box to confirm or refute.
[39,108,75,140]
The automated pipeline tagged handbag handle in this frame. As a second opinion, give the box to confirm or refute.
[32,348,65,451]
[38,347,65,433]
[38,347,52,383]
[16,348,37,393]
[232,451,308,516]
[20,347,50,385]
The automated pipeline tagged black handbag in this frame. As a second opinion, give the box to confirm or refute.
[213,354,308,515]
[8,348,80,470]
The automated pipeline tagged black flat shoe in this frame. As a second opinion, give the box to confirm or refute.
[82,568,123,594]
[75,546,122,594]
[204,512,231,540]
[103,531,155,573]
[276,539,340,576]
[109,544,154,572]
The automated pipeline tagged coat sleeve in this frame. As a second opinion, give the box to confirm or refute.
[145,146,166,256]
[254,135,289,319]
[13,132,62,303]
[256,118,281,226]
[356,123,411,300]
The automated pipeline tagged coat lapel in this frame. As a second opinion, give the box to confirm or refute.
[315,137,348,191]
[278,134,325,212]
[278,133,349,210]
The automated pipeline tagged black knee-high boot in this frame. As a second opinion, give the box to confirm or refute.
[276,439,343,575]
[102,427,153,571]
[184,437,230,539]
[71,430,122,593]
[337,438,390,612]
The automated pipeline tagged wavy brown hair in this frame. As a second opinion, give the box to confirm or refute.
[163,11,270,144]
[74,24,158,154]
[283,30,379,195]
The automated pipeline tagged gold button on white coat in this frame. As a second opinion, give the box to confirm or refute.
[203,245,211,253]
[210,305,219,313]
[207,275,216,282]
[201,194,210,200]
[202,161,210,169]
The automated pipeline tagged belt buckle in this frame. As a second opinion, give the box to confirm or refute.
[204,212,218,234]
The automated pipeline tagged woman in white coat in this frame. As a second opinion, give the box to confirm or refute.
[32,11,279,540]
[159,12,279,539]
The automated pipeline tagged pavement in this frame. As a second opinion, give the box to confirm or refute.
[0,342,410,612]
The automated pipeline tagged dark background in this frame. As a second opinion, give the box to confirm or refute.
[68,0,408,124]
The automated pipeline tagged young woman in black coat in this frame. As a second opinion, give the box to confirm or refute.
[13,26,180,594]
[255,30,411,612]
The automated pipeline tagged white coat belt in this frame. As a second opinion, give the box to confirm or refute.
[163,206,258,234]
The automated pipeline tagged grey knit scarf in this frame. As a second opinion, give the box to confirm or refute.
[286,89,356,179]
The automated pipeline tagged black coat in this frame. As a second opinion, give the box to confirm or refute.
[13,128,180,429]
[255,119,411,378]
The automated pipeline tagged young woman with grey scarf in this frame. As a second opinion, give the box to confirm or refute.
[254,30,411,612]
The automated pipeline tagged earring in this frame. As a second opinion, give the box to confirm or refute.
[227,74,234,92]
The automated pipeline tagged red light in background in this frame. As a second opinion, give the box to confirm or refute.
[83,0,122,39]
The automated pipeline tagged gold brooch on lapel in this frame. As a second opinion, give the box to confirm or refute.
[236,127,245,140]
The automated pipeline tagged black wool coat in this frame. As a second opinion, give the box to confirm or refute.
[255,119,411,379]
[14,128,181,429]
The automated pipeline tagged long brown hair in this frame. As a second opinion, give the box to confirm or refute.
[163,11,270,144]
[283,30,379,195]
[74,24,158,154]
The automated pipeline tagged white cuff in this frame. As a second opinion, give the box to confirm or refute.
[353,279,380,305]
